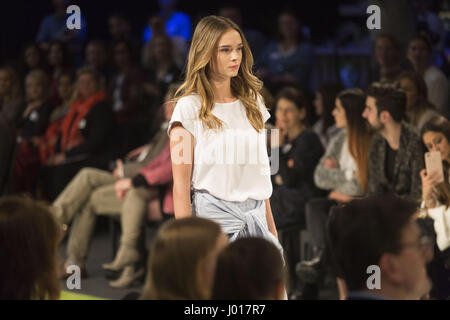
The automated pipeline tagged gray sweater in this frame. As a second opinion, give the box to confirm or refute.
[314,129,364,197]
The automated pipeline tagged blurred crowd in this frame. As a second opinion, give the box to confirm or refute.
[1,0,450,301]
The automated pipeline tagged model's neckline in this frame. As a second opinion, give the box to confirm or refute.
[214,99,240,105]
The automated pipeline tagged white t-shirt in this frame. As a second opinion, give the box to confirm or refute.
[168,94,273,202]
[339,139,357,181]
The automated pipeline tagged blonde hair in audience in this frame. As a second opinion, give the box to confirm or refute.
[140,217,223,300]
[173,15,265,132]
[0,66,21,101]
[25,69,50,101]
[74,66,105,100]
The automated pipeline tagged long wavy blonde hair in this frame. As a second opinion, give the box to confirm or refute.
[174,15,265,131]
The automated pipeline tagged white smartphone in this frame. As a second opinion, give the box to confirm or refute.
[425,151,444,183]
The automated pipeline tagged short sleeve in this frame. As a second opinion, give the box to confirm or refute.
[257,95,271,123]
[167,96,199,137]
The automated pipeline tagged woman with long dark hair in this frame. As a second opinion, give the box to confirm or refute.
[419,117,450,299]
[298,88,373,299]
[312,83,344,149]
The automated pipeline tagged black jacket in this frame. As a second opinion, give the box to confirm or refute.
[56,100,114,165]
[367,122,424,202]
[270,129,324,227]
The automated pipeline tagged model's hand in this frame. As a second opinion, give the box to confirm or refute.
[115,178,132,199]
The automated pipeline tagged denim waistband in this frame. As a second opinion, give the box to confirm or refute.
[192,189,260,212]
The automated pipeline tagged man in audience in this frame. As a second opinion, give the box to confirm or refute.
[36,0,87,56]
[363,84,424,201]
[84,39,111,81]
[218,4,267,63]
[372,33,405,84]
[328,195,432,300]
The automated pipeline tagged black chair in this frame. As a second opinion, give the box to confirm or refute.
[0,118,17,196]
[278,222,312,295]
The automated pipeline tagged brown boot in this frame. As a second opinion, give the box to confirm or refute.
[109,265,145,289]
[102,245,139,272]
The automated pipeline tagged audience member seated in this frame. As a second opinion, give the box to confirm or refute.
[107,12,141,51]
[298,89,373,299]
[14,70,52,195]
[21,43,48,77]
[109,40,151,156]
[328,195,432,300]
[52,86,178,287]
[142,0,192,43]
[35,0,87,54]
[0,196,61,300]
[269,87,323,288]
[47,41,74,107]
[141,34,181,101]
[411,0,444,52]
[39,72,75,165]
[140,217,228,300]
[212,237,286,300]
[398,71,441,132]
[419,117,450,299]
[41,67,114,201]
[270,87,324,229]
[84,39,112,81]
[312,84,344,149]
[257,9,314,92]
[363,84,424,201]
[0,66,24,128]
[407,33,449,116]
[142,16,188,70]
[218,4,267,64]
[372,33,405,84]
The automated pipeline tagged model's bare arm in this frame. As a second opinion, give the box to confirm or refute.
[170,124,194,219]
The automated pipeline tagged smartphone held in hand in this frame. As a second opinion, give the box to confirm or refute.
[425,151,444,183]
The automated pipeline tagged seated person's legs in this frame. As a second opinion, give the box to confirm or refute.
[52,167,116,225]
[62,183,122,276]
[103,187,159,272]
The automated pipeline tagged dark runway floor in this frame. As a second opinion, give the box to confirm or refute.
[58,218,155,300]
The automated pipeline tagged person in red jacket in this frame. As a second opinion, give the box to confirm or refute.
[52,85,178,287]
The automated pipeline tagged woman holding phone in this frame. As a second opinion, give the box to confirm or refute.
[420,116,450,299]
